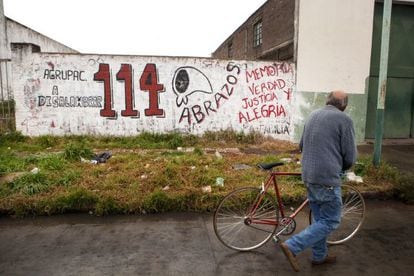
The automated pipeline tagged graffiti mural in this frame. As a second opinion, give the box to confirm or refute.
[13,51,295,139]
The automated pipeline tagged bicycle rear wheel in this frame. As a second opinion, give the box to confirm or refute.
[213,187,279,251]
[308,184,365,244]
[328,184,365,244]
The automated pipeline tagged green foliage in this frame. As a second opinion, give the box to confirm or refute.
[0,131,409,217]
[354,156,372,176]
[9,172,49,195]
[0,131,26,144]
[38,154,67,171]
[35,135,59,148]
[394,174,414,203]
[193,147,204,156]
[142,191,175,213]
[95,197,121,215]
[63,142,94,161]
[53,188,97,212]
[0,151,26,174]
[55,170,81,187]
[202,129,264,144]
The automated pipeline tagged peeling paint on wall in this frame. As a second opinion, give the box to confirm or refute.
[13,50,296,140]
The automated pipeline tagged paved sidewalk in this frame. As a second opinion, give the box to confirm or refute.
[358,140,414,174]
[1,200,413,275]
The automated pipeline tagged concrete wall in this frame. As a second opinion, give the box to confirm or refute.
[296,0,375,94]
[0,0,10,60]
[6,18,78,54]
[292,0,376,144]
[12,45,295,139]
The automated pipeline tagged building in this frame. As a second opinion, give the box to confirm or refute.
[212,0,295,61]
[0,0,77,131]
[1,0,413,144]
[213,0,414,141]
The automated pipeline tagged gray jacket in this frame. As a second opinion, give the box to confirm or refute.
[300,105,357,186]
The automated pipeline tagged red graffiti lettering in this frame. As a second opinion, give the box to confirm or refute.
[238,104,286,123]
[140,63,165,117]
[94,63,116,118]
[117,64,139,117]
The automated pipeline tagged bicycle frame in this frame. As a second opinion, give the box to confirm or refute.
[248,171,307,232]
[213,165,366,251]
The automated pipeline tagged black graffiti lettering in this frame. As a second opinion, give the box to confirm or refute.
[226,62,241,75]
[43,69,87,81]
[52,96,58,107]
[38,96,51,107]
[179,108,191,125]
[214,93,228,109]
[221,84,233,97]
[227,75,237,85]
[66,70,73,80]
[203,101,216,116]
[80,71,86,81]
[192,105,205,123]
[96,96,102,108]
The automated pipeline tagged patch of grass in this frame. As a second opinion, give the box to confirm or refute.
[8,172,50,195]
[38,154,67,171]
[34,135,59,148]
[0,151,26,174]
[202,129,264,145]
[0,131,27,144]
[51,188,98,213]
[64,141,94,161]
[95,196,122,215]
[0,131,409,217]
[55,170,81,187]
[142,190,175,213]
[394,174,414,203]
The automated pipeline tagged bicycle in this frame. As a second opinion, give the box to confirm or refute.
[213,162,366,251]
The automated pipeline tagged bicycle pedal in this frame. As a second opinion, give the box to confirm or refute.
[272,235,280,243]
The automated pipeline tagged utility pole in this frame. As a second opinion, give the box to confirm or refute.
[373,0,392,167]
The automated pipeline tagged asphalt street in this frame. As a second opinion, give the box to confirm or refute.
[1,199,413,276]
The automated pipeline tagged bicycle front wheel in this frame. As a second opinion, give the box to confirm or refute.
[328,184,366,244]
[213,187,279,251]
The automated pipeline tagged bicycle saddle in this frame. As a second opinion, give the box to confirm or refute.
[257,162,284,170]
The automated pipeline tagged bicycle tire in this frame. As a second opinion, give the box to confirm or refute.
[308,184,365,244]
[213,187,279,251]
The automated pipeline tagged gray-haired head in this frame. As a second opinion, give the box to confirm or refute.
[326,90,348,111]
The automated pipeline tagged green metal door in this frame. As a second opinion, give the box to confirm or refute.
[366,4,414,138]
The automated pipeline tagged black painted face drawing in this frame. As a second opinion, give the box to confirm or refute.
[172,66,213,107]
[175,69,190,93]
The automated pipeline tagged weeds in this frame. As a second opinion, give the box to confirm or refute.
[64,141,94,161]
[8,172,49,195]
[0,131,410,217]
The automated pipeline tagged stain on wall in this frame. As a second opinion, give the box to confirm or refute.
[13,49,296,140]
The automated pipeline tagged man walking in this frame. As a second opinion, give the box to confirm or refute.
[279,90,357,271]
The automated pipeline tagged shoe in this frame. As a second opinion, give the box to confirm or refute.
[312,255,337,266]
[279,242,300,272]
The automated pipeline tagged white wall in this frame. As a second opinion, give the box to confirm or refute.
[296,0,375,94]
[7,18,78,53]
[13,46,296,139]
[0,0,10,60]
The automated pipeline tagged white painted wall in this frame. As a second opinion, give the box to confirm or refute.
[0,0,10,60]
[12,46,295,139]
[7,18,78,53]
[296,0,375,94]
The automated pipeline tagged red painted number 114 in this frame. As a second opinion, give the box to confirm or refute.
[94,63,165,118]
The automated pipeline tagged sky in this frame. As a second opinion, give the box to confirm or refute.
[3,0,267,57]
